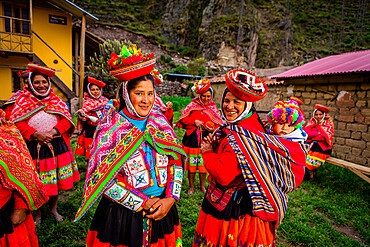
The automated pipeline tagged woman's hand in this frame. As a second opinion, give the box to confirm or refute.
[204,125,214,132]
[11,209,27,228]
[194,120,203,128]
[166,101,173,109]
[200,142,213,153]
[146,197,175,221]
[32,132,53,145]
[143,197,160,211]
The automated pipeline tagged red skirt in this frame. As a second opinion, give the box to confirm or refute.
[75,122,96,159]
[193,187,275,247]
[26,137,79,196]
[0,214,39,247]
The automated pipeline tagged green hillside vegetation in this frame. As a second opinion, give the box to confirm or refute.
[75,0,369,67]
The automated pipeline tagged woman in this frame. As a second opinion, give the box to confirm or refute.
[151,69,174,125]
[193,69,307,246]
[175,79,222,195]
[75,76,109,159]
[0,109,49,246]
[10,63,79,224]
[74,44,186,247]
[305,103,334,180]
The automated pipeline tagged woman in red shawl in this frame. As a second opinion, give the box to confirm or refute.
[10,63,79,224]
[175,79,223,195]
[0,109,49,247]
[193,69,307,247]
[304,103,334,180]
[75,77,109,159]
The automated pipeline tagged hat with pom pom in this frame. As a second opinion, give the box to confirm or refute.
[267,100,305,129]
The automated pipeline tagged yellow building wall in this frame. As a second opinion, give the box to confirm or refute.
[0,56,29,101]
[32,7,73,90]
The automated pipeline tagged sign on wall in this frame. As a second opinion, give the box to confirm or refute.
[49,15,67,25]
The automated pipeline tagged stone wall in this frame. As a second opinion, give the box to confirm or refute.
[156,80,187,97]
[280,82,370,167]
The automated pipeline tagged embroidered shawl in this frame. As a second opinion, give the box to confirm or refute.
[220,123,306,226]
[305,116,334,148]
[10,89,75,135]
[0,110,49,210]
[74,99,186,221]
[77,92,109,131]
[4,90,23,105]
[175,96,222,129]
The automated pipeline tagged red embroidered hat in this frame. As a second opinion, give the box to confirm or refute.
[225,69,267,102]
[108,43,155,82]
[17,70,30,78]
[151,69,163,85]
[28,63,55,78]
[192,79,211,94]
[88,76,106,88]
[315,103,331,113]
[290,96,304,105]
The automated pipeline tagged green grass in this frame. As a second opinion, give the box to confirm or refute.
[36,97,369,247]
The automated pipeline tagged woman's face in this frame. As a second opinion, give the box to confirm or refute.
[314,110,324,122]
[201,91,212,105]
[32,75,49,95]
[90,84,101,98]
[222,92,246,122]
[129,79,154,117]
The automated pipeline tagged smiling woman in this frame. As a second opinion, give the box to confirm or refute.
[76,43,186,247]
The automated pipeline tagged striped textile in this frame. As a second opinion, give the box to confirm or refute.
[0,110,48,210]
[223,123,307,225]
[74,100,186,221]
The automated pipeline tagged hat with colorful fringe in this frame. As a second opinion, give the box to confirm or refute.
[151,69,163,85]
[315,103,331,113]
[225,69,267,102]
[88,76,106,88]
[192,78,211,94]
[28,63,55,78]
[108,43,155,82]
[267,100,305,129]
[290,96,304,106]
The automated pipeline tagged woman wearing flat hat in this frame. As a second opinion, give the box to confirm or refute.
[75,76,109,159]
[193,69,307,246]
[175,79,223,195]
[10,63,79,224]
[75,43,186,246]
[304,103,334,180]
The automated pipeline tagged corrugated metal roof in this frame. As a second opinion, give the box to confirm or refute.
[48,0,99,21]
[271,50,370,79]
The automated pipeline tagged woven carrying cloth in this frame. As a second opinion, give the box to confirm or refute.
[75,100,186,221]
[10,89,75,135]
[219,123,307,226]
[0,110,48,210]
[175,96,222,129]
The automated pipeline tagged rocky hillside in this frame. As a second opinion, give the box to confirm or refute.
[76,0,369,69]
